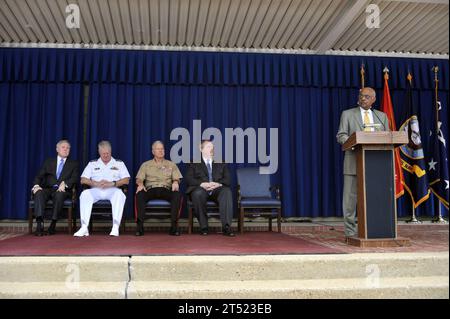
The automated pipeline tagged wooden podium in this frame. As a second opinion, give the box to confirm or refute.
[342,131,411,247]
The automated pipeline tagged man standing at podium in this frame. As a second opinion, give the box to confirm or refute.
[336,87,389,239]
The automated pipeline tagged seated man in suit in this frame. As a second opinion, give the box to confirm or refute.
[336,87,389,239]
[135,140,183,236]
[31,139,79,236]
[74,140,130,237]
[185,140,235,237]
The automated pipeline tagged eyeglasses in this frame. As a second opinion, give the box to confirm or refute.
[359,94,374,99]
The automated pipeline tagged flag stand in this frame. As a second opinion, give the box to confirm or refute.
[406,207,421,224]
[432,198,448,224]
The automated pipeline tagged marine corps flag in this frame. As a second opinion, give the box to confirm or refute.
[380,68,404,198]
[398,73,430,208]
[428,68,449,209]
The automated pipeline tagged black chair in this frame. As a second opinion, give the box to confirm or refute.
[82,185,128,233]
[236,167,282,234]
[187,200,220,234]
[28,187,77,234]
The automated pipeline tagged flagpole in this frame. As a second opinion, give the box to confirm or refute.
[405,72,422,224]
[407,207,421,224]
[360,64,365,88]
[431,66,448,224]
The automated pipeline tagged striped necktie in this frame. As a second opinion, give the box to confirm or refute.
[364,111,371,131]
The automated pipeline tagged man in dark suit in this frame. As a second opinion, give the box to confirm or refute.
[32,139,79,236]
[185,140,235,237]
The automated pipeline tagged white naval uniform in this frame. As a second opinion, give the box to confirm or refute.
[78,157,130,230]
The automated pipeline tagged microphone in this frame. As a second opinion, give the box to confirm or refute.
[363,123,382,130]
[372,109,387,131]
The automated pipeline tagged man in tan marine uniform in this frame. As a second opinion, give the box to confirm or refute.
[135,141,183,236]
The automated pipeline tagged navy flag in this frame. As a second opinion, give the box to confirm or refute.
[398,73,430,208]
[428,99,449,209]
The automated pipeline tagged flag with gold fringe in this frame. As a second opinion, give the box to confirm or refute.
[398,73,430,208]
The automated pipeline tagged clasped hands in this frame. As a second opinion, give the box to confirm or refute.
[91,180,115,189]
[200,182,222,192]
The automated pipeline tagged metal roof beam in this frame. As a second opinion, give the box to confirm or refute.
[315,0,370,53]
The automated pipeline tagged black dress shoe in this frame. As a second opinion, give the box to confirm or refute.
[223,230,235,237]
[135,227,144,236]
[135,222,144,236]
[223,227,236,237]
[35,222,44,236]
[200,228,209,236]
[169,228,181,236]
[47,221,56,235]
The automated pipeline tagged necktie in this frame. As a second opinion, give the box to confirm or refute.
[206,161,213,195]
[56,158,64,180]
[363,111,371,131]
[206,161,213,182]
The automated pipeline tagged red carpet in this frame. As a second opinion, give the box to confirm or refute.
[0,232,342,256]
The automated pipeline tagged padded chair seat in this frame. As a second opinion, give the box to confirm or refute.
[28,199,74,208]
[93,200,113,207]
[240,197,281,207]
[187,200,218,207]
[145,199,171,207]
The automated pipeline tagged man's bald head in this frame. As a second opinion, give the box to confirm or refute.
[358,87,376,110]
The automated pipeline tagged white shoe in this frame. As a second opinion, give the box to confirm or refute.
[73,227,89,237]
[109,225,119,237]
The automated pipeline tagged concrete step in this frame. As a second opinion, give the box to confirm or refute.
[0,252,447,298]
[2,253,446,283]
[0,282,125,299]
[127,276,449,299]
[130,252,449,281]
[0,256,129,282]
[1,277,446,299]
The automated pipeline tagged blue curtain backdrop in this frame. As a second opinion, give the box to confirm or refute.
[0,48,448,219]
[0,81,84,219]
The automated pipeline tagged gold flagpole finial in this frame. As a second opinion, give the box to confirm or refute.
[433,66,439,82]
[360,64,365,88]
[407,72,413,83]
[383,66,389,80]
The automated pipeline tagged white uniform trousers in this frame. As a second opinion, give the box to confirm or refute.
[79,187,126,228]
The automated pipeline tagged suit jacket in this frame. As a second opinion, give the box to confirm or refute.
[33,158,79,190]
[336,107,390,175]
[184,160,231,194]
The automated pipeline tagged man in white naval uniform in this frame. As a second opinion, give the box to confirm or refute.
[74,141,130,237]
